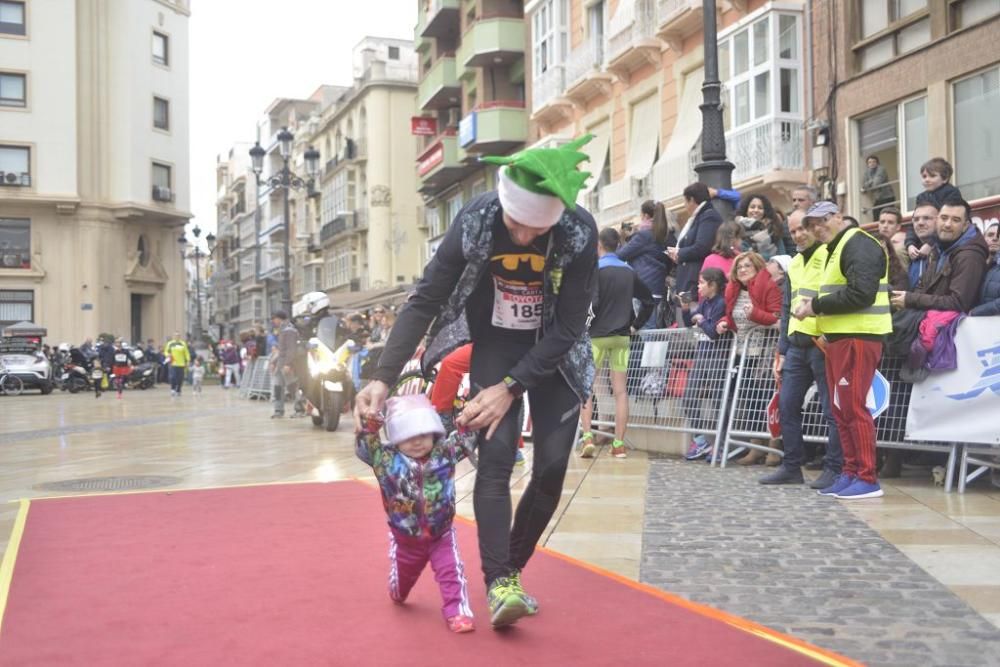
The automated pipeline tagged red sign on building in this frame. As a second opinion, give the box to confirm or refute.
[417,144,444,176]
[411,117,438,136]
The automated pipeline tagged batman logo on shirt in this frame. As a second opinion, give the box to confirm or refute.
[490,253,545,284]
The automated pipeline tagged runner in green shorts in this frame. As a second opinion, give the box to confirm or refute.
[579,228,654,458]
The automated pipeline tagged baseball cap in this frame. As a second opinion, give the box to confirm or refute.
[804,201,839,220]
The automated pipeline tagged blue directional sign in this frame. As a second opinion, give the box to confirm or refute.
[866,370,891,419]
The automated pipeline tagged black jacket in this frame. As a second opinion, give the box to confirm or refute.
[812,227,887,341]
[675,202,723,296]
[589,254,654,338]
[616,228,673,296]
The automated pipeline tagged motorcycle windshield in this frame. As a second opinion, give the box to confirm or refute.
[316,317,339,351]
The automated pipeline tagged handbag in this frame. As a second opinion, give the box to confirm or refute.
[665,359,693,398]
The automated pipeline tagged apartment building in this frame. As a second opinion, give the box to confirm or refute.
[415,0,528,259]
[809,0,1000,220]
[528,0,812,226]
[0,0,191,343]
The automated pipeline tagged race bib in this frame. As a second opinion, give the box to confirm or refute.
[492,277,543,330]
[91,370,103,379]
[114,353,128,364]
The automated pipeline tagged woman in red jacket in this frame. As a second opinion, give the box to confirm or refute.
[717,251,783,465]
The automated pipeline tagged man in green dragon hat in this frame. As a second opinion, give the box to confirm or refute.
[356,136,598,628]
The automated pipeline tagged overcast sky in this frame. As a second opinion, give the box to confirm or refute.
[188,0,417,244]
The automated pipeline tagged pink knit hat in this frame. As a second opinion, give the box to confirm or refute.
[385,394,445,445]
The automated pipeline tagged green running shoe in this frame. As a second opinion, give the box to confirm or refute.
[509,570,538,615]
[487,576,530,628]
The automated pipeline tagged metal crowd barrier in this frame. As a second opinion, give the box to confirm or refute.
[243,359,272,400]
[720,328,960,491]
[237,359,255,397]
[958,446,1000,493]
[588,327,740,459]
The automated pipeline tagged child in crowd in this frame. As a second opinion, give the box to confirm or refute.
[906,157,963,261]
[92,359,105,399]
[356,394,477,633]
[681,268,731,461]
[110,338,132,399]
[191,357,205,395]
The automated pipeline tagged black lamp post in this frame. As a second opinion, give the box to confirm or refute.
[178,225,217,342]
[249,128,320,315]
[695,0,736,219]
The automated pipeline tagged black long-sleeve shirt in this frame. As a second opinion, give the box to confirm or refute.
[589,255,654,338]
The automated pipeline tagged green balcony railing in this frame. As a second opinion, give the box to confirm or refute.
[417,56,459,110]
[456,17,526,68]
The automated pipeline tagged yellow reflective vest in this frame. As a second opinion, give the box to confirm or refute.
[786,244,827,338]
[816,227,892,336]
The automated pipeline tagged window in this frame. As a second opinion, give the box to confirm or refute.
[532,0,568,76]
[0,1,25,36]
[855,96,928,217]
[0,72,25,107]
[446,192,464,226]
[0,290,33,326]
[425,205,443,239]
[953,67,1000,201]
[152,31,169,66]
[153,96,169,130]
[0,218,29,269]
[950,0,1000,29]
[152,162,171,188]
[856,1,930,71]
[0,145,29,186]
[721,12,803,130]
[388,45,400,60]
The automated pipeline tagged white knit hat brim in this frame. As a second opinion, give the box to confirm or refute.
[386,406,445,445]
[498,167,566,229]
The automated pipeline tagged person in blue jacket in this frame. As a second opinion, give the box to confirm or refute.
[617,200,675,328]
[971,251,1000,317]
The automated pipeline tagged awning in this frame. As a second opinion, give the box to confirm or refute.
[655,66,705,199]
[625,93,660,179]
[579,120,611,200]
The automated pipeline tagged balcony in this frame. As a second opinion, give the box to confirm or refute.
[259,249,285,280]
[456,17,525,69]
[458,102,528,155]
[726,118,806,185]
[531,65,573,125]
[259,216,285,241]
[606,0,662,83]
[319,210,368,246]
[564,40,613,105]
[656,0,705,52]
[416,129,475,194]
[418,56,461,110]
[420,0,460,38]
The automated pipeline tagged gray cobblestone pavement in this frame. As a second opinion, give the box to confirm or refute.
[640,458,1000,667]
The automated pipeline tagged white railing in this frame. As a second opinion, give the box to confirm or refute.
[565,39,605,88]
[608,0,657,59]
[727,118,805,184]
[600,178,632,210]
[532,65,566,112]
[658,0,695,25]
[259,248,285,278]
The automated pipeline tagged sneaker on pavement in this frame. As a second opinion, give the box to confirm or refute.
[610,441,627,458]
[835,479,884,499]
[487,577,530,628]
[817,473,855,497]
[579,433,596,459]
[447,615,475,633]
[509,570,538,616]
[809,469,840,490]
[515,449,526,466]
[684,436,711,461]
[758,466,804,485]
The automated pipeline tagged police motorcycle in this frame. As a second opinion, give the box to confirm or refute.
[124,345,156,390]
[292,292,355,432]
[56,344,94,393]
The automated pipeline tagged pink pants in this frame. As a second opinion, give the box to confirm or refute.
[388,526,473,620]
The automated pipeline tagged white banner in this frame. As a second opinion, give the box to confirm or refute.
[906,316,1000,445]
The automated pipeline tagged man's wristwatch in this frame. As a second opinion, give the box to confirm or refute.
[502,375,525,398]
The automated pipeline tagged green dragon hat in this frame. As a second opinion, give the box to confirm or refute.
[482,134,594,209]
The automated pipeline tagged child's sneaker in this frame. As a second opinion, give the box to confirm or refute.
[685,435,710,460]
[610,440,627,458]
[579,432,596,458]
[447,615,475,633]
[487,576,530,628]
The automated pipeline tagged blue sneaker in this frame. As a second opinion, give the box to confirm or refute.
[685,436,711,461]
[835,479,884,499]
[817,473,854,497]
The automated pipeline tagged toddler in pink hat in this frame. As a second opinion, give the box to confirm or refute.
[356,393,477,633]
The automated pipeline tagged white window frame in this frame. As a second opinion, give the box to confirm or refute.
[0,71,26,107]
[152,162,172,189]
[0,144,30,185]
[531,0,568,76]
[152,30,169,67]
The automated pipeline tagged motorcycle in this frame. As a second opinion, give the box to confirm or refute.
[125,349,156,390]
[304,316,354,432]
[59,347,93,393]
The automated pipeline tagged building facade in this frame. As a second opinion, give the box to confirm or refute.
[415,0,528,260]
[528,0,813,225]
[0,0,191,343]
[809,0,1000,220]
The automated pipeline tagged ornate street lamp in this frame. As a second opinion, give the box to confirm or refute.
[695,0,736,219]
[178,225,217,342]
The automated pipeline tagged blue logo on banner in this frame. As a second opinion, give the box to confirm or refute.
[866,370,891,419]
[459,112,477,148]
[947,343,1000,400]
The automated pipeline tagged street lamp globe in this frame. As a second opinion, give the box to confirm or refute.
[206,232,217,251]
[249,142,265,176]
[192,224,202,239]
[304,146,320,179]
[277,127,294,159]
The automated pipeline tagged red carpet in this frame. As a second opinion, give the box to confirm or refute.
[0,482,855,666]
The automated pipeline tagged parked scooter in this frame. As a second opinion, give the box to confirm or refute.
[58,346,93,393]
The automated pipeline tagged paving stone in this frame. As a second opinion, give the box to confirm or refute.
[639,458,1000,667]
